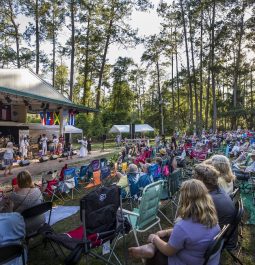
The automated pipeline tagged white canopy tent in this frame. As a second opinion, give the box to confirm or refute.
[109,124,154,134]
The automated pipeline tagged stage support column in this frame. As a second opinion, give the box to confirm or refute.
[59,108,64,137]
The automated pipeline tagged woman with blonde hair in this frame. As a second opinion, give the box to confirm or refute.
[129,179,221,265]
[210,154,236,194]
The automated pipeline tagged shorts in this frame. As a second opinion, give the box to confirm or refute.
[4,159,13,166]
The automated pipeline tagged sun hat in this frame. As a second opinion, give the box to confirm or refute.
[159,148,166,155]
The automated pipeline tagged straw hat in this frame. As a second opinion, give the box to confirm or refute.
[159,148,166,155]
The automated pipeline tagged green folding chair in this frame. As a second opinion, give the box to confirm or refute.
[123,180,163,246]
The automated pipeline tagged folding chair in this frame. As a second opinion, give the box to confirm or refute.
[159,169,182,225]
[222,199,244,265]
[203,224,230,265]
[38,171,65,202]
[79,164,90,181]
[0,244,26,265]
[21,202,52,247]
[40,185,127,265]
[61,168,81,199]
[123,180,163,247]
[148,164,161,181]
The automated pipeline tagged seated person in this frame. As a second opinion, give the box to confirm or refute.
[9,170,45,236]
[233,151,255,175]
[193,164,236,228]
[230,141,240,156]
[210,155,236,194]
[0,204,27,265]
[117,164,153,198]
[129,179,220,265]
[244,151,255,173]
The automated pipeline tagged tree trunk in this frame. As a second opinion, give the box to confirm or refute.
[188,9,199,133]
[83,10,91,105]
[96,5,114,109]
[180,0,193,127]
[69,0,75,101]
[52,6,56,87]
[35,0,39,74]
[250,68,253,128]
[8,0,20,68]
[211,0,217,132]
[199,8,203,132]
[175,31,180,130]
[156,61,163,135]
[232,1,245,129]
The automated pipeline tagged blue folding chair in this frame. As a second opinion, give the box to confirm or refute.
[79,164,90,181]
[101,166,111,181]
[148,164,162,181]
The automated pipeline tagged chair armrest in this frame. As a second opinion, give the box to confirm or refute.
[122,209,139,217]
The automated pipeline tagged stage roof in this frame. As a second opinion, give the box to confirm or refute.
[0,69,98,113]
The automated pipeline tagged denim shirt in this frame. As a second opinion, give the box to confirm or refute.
[0,212,26,265]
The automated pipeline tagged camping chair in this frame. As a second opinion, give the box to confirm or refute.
[100,158,108,168]
[38,171,65,202]
[148,164,161,181]
[0,244,26,265]
[159,169,182,225]
[79,164,90,181]
[40,185,127,265]
[203,224,230,265]
[21,202,52,247]
[222,199,244,265]
[60,168,80,199]
[85,170,102,189]
[123,180,163,247]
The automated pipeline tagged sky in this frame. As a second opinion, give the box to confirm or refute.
[108,0,162,64]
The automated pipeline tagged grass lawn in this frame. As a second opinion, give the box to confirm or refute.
[27,184,255,265]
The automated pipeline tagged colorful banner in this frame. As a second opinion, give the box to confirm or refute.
[54,112,60,125]
[68,110,75,126]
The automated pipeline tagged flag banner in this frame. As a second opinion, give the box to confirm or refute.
[54,111,60,125]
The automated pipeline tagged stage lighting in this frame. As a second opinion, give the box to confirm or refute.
[24,99,29,106]
[5,96,12,103]
[41,102,45,108]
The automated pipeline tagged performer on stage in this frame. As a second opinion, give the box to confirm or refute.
[20,136,29,159]
[40,134,48,156]
[52,135,59,154]
[78,137,88,157]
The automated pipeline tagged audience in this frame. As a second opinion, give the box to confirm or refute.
[193,164,236,228]
[9,170,45,236]
[129,179,221,265]
[0,204,27,265]
[210,155,236,194]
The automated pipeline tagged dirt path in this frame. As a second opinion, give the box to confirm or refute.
[0,148,116,188]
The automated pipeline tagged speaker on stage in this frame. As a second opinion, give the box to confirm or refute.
[39,156,49,163]
[130,124,135,139]
[50,154,58,160]
[19,160,30,167]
